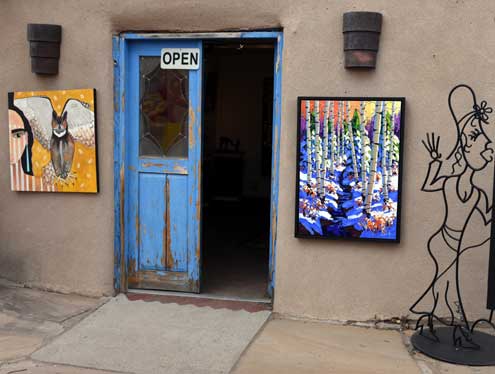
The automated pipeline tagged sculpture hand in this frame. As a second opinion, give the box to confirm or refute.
[422,132,442,161]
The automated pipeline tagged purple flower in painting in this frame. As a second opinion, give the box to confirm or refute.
[393,113,401,137]
[301,116,307,134]
[366,117,374,139]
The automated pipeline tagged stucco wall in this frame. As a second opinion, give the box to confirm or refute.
[0,0,493,320]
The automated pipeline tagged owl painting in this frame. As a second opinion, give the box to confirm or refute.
[8,89,98,193]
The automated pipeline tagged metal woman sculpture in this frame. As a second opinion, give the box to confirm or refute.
[410,84,495,351]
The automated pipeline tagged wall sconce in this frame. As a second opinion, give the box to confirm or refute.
[343,12,382,69]
[27,24,62,75]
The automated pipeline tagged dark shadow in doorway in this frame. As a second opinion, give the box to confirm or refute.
[202,199,270,300]
[201,41,275,301]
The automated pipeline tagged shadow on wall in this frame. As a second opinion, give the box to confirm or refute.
[0,249,29,285]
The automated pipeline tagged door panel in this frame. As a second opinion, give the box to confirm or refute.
[138,173,166,271]
[126,40,202,292]
[167,174,188,272]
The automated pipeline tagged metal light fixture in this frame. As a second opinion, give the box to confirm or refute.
[27,24,62,75]
[343,12,382,69]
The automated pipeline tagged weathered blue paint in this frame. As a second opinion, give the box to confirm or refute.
[187,41,203,287]
[268,33,283,297]
[139,159,188,174]
[113,35,128,293]
[114,32,282,296]
[121,31,282,40]
[133,172,188,273]
[126,40,139,285]
[239,31,282,39]
[168,174,188,272]
[124,39,202,292]
[113,35,121,292]
[138,173,166,270]
[120,37,129,292]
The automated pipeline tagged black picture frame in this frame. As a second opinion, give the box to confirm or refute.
[295,96,406,243]
[93,88,100,194]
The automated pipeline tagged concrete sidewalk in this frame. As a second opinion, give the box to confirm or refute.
[31,294,271,374]
[0,278,116,373]
[2,279,495,374]
[232,319,495,374]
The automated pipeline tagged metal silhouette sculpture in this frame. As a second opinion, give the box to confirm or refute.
[410,84,495,365]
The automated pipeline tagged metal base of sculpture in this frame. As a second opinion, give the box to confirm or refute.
[409,84,495,366]
[411,326,495,366]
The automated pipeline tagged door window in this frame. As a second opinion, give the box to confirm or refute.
[139,56,189,158]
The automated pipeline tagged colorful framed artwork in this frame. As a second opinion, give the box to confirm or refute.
[295,97,405,242]
[8,89,98,193]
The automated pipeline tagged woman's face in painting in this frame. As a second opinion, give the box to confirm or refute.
[9,109,28,165]
[461,117,493,171]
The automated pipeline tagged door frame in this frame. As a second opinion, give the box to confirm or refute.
[113,31,283,297]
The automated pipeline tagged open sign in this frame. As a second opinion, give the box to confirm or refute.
[160,48,200,70]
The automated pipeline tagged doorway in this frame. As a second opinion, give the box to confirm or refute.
[201,41,275,301]
[113,32,283,300]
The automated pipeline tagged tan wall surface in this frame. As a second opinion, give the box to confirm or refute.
[0,0,494,320]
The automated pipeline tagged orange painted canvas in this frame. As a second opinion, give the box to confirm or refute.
[8,89,98,193]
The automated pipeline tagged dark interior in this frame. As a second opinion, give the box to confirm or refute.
[201,41,275,300]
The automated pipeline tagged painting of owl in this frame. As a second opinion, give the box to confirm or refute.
[50,109,75,179]
[8,89,98,193]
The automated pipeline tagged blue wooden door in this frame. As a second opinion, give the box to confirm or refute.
[126,40,202,292]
